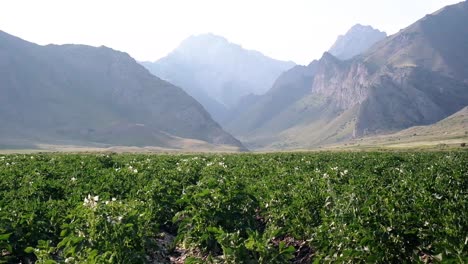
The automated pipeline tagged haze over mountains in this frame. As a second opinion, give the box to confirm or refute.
[1,1,467,151]
[0,31,245,151]
[329,24,387,60]
[141,34,295,122]
[225,1,468,149]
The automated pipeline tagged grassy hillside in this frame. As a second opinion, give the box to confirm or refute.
[328,106,468,150]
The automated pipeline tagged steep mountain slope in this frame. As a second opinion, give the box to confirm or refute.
[228,1,468,149]
[395,106,468,139]
[226,61,319,137]
[141,34,295,122]
[329,24,387,60]
[0,30,245,150]
[354,1,468,135]
[329,106,468,150]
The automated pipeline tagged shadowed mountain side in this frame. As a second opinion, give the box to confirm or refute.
[226,62,318,136]
[356,67,468,136]
[0,30,245,151]
[327,106,468,150]
[141,34,295,123]
[227,1,468,150]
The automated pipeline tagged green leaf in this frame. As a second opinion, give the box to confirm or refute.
[60,230,68,237]
[24,247,35,253]
[0,233,11,241]
[88,249,99,260]
[281,245,295,255]
[245,238,256,250]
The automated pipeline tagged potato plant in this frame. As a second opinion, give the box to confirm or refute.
[0,152,466,263]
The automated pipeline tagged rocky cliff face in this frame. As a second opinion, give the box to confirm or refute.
[0,30,245,150]
[311,53,371,109]
[227,1,468,149]
[355,67,468,136]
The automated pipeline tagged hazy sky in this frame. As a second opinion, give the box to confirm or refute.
[0,0,463,64]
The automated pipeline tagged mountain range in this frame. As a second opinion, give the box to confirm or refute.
[141,34,295,123]
[1,1,467,152]
[0,31,245,151]
[225,1,468,149]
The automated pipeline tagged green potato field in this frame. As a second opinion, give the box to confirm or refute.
[0,152,467,263]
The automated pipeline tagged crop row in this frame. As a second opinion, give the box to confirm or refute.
[0,152,467,263]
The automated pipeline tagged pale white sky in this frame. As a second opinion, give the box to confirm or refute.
[0,0,463,64]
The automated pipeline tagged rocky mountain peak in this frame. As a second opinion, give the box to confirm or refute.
[175,33,233,55]
[348,24,382,34]
[226,1,468,149]
[141,34,295,123]
[329,24,387,60]
[320,52,341,64]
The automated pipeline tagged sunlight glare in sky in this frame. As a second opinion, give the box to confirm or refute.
[0,0,462,64]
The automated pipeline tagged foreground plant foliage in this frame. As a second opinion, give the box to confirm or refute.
[0,152,466,263]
